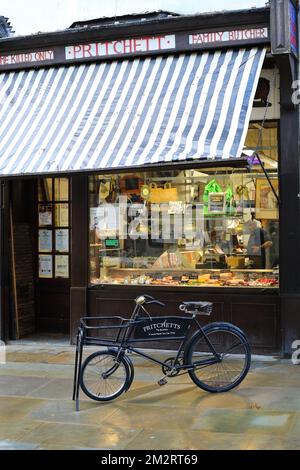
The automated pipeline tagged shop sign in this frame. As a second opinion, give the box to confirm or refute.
[0,24,270,72]
[65,35,176,60]
[133,316,190,340]
[271,0,299,57]
[0,49,54,67]
[290,0,298,57]
[189,28,268,46]
[208,193,226,214]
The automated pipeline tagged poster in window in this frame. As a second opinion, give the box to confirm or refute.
[39,254,53,278]
[55,255,69,278]
[55,203,69,227]
[38,229,52,252]
[255,179,279,219]
[55,229,69,252]
[39,204,52,226]
[208,193,226,214]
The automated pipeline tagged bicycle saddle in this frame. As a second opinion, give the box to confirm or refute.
[179,301,213,315]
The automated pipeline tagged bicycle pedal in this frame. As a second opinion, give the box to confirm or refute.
[158,378,168,386]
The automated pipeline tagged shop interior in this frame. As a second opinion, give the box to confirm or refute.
[89,121,279,289]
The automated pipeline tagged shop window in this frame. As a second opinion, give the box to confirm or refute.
[88,123,279,289]
[244,121,278,169]
[54,178,69,201]
[38,178,53,202]
[38,177,70,279]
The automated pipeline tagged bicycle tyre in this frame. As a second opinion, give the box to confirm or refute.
[80,350,131,401]
[184,322,251,393]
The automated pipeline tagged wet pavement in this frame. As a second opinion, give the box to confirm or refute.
[0,342,300,450]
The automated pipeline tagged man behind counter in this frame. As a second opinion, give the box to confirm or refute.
[246,215,273,269]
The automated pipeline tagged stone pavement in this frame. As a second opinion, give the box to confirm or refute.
[0,341,300,450]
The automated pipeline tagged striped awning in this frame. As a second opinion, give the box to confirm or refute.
[0,47,265,176]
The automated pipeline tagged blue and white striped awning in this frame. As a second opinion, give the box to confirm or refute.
[0,47,265,176]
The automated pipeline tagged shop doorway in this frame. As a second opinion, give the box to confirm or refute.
[9,178,71,339]
[36,177,71,334]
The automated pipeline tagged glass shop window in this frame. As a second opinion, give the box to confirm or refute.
[38,177,70,279]
[88,122,279,289]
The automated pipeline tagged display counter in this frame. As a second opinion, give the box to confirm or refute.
[91,268,278,288]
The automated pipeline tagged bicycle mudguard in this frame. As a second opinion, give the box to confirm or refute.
[123,355,134,392]
[202,322,250,342]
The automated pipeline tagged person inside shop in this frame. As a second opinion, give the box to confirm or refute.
[246,213,273,269]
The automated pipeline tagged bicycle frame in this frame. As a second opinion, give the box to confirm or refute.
[85,303,222,373]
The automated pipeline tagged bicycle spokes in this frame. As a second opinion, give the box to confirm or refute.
[80,352,130,401]
[186,325,251,392]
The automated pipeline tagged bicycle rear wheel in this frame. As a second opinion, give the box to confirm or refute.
[80,350,131,401]
[184,322,251,393]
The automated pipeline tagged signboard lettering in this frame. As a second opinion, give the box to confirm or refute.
[189,28,268,46]
[208,193,226,214]
[0,50,54,66]
[133,316,190,340]
[65,35,176,60]
[0,25,270,72]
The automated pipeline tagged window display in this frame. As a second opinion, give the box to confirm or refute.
[88,122,279,289]
[89,177,279,288]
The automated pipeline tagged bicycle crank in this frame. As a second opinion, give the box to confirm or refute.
[161,357,181,377]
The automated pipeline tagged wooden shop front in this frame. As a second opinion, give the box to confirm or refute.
[0,3,300,356]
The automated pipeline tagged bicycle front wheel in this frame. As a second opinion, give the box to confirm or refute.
[80,350,131,401]
[184,323,251,393]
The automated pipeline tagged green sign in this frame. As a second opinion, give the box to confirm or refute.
[105,239,119,248]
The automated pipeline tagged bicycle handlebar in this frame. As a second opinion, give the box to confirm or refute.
[135,295,165,308]
[146,299,165,307]
[142,294,155,301]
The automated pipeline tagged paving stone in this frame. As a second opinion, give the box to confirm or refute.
[192,409,294,435]
[124,430,249,450]
[19,421,141,449]
[0,440,39,450]
[0,420,42,440]
[0,396,46,422]
[28,399,121,426]
[0,344,299,450]
[0,375,51,397]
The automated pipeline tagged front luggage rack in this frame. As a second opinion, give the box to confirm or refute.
[78,315,143,347]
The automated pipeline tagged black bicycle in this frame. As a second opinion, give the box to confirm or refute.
[73,295,251,410]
